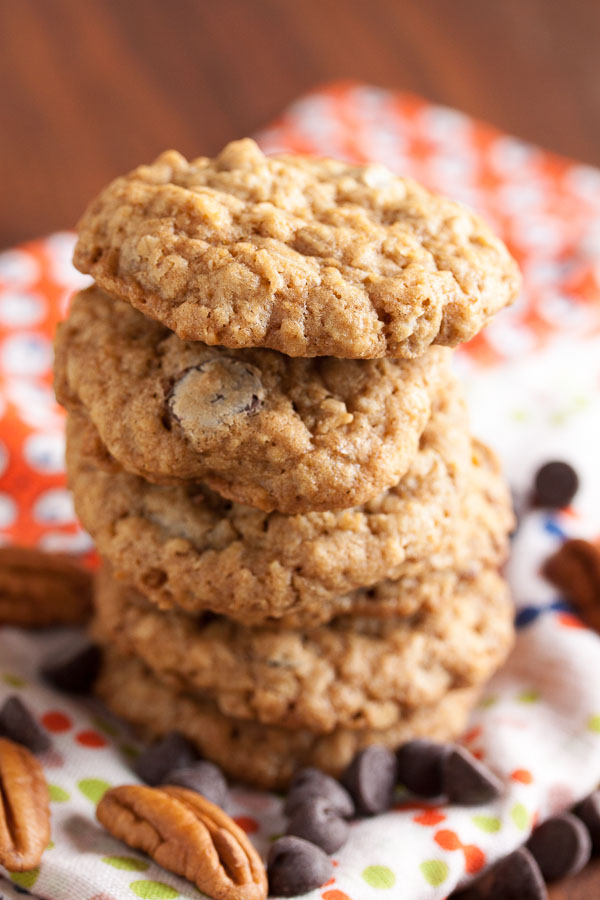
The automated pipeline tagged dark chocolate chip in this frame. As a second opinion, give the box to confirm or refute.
[286,796,349,854]
[443,746,503,805]
[454,847,547,899]
[167,360,265,441]
[342,745,397,815]
[165,760,229,809]
[40,638,102,694]
[533,461,579,508]
[574,790,600,853]
[134,731,197,786]
[267,835,333,897]
[396,740,449,798]
[284,767,354,818]
[0,696,51,754]
[526,812,591,882]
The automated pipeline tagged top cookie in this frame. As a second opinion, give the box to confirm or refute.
[74,139,520,359]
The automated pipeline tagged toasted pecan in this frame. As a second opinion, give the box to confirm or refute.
[97,784,267,900]
[0,737,51,871]
[543,539,600,631]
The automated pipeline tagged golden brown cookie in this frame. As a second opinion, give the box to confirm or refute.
[0,547,92,627]
[55,286,449,514]
[96,649,482,789]
[66,382,475,624]
[93,567,514,734]
[74,139,520,359]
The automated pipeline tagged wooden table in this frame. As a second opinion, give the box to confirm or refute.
[1,1,599,895]
[2,0,600,248]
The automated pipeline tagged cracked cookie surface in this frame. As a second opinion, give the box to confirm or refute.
[74,139,520,359]
[97,649,482,789]
[55,286,449,514]
[66,381,474,624]
[93,567,514,734]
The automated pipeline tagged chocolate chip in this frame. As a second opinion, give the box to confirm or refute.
[165,760,229,809]
[574,790,600,853]
[342,745,397,815]
[167,359,265,444]
[40,638,102,694]
[0,696,51,754]
[455,847,547,899]
[396,740,449,798]
[526,812,591,882]
[134,731,197,786]
[533,461,579,508]
[267,836,333,897]
[442,746,503,805]
[286,796,349,854]
[284,767,354,818]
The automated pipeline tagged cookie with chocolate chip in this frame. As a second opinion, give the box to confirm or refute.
[55,287,448,514]
[65,381,480,623]
[73,139,520,360]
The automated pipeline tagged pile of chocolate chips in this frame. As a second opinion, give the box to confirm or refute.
[133,730,229,808]
[455,794,600,899]
[268,740,504,896]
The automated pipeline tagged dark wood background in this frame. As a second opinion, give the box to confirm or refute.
[2,0,600,249]
[1,1,599,895]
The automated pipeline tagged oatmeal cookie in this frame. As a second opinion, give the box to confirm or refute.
[93,567,513,734]
[55,286,449,513]
[66,382,473,623]
[97,649,482,789]
[74,139,520,359]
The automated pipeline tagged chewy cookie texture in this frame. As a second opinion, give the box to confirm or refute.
[68,382,478,623]
[55,285,450,514]
[97,648,482,790]
[74,139,520,359]
[94,566,514,734]
[56,138,518,794]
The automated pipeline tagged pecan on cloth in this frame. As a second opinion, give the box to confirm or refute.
[0,737,51,871]
[97,784,267,900]
[543,538,600,631]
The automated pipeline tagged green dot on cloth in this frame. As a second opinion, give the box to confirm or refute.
[129,881,179,899]
[420,860,448,887]
[472,815,501,833]
[92,715,119,737]
[517,689,540,704]
[10,868,39,889]
[588,715,600,733]
[511,802,529,830]
[48,784,70,803]
[78,777,111,804]
[2,673,26,687]
[120,742,140,760]
[478,694,498,709]
[102,856,149,872]
[362,866,396,889]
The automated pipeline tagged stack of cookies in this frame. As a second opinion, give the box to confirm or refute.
[54,139,520,789]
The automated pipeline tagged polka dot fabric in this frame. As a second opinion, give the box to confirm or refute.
[1,82,600,899]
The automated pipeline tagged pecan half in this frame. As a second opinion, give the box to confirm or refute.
[543,538,600,631]
[97,784,267,900]
[0,546,92,628]
[0,737,51,871]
